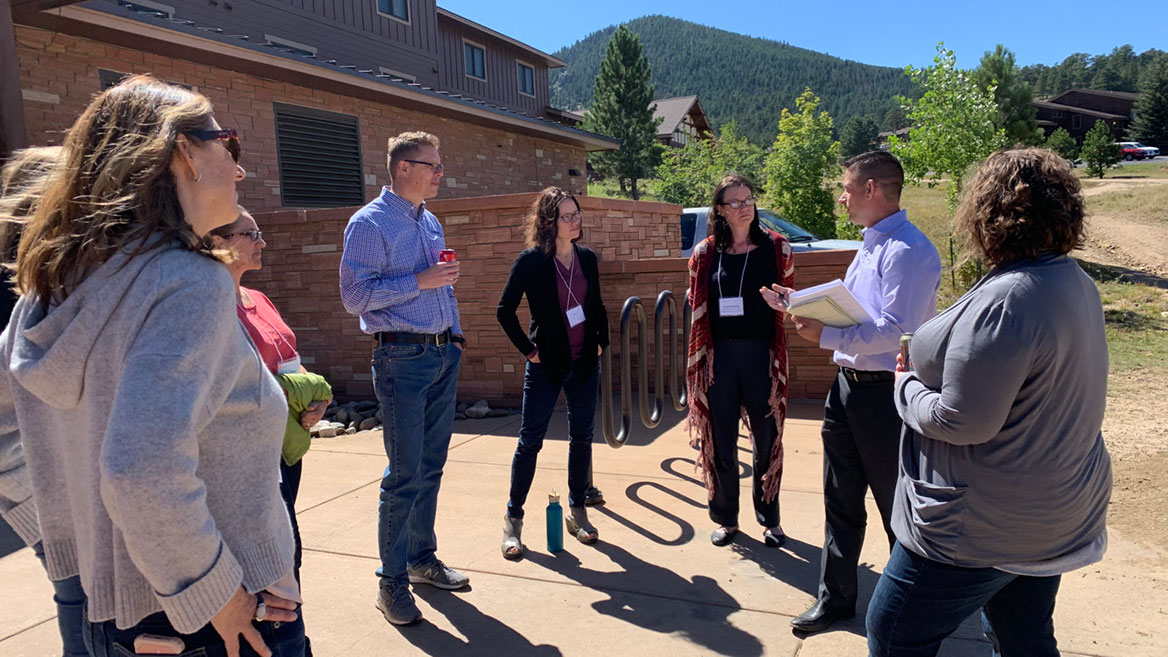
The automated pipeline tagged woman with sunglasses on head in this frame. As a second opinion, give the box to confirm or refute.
[0,75,304,656]
[686,174,795,548]
[496,187,609,559]
[208,208,331,656]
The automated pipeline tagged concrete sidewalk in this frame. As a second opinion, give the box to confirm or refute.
[2,401,1165,656]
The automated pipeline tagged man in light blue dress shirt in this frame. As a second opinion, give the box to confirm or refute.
[340,131,468,627]
[789,151,942,633]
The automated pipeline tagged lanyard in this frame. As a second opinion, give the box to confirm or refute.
[554,253,581,308]
[717,246,751,300]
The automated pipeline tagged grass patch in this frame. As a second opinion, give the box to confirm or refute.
[1084,184,1168,226]
[1093,277,1168,392]
[588,177,661,202]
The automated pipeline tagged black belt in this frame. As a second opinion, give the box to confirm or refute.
[375,329,452,346]
[840,367,895,384]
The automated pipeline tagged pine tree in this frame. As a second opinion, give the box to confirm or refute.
[1044,127,1079,164]
[1130,55,1168,150]
[974,45,1042,146]
[840,116,879,158]
[762,89,841,238]
[1081,120,1120,178]
[580,25,661,200]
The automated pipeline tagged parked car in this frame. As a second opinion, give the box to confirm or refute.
[680,207,862,258]
[1116,142,1159,160]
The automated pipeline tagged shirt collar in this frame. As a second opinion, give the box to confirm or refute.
[863,209,908,236]
[381,186,426,219]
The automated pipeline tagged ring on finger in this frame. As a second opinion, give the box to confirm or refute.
[254,599,267,622]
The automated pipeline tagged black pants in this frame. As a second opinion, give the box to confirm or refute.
[706,339,780,528]
[818,369,900,612]
[279,459,312,657]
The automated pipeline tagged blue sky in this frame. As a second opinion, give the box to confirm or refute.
[438,1,1167,70]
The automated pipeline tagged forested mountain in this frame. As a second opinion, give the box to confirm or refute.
[1020,45,1167,98]
[550,16,914,145]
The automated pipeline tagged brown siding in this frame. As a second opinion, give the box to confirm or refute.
[89,0,443,87]
[436,18,548,116]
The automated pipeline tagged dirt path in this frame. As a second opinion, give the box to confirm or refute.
[1076,178,1168,279]
[1076,177,1168,554]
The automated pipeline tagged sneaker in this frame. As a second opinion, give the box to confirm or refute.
[407,559,470,590]
[375,583,422,625]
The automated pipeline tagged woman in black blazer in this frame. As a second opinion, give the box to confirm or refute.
[496,187,610,559]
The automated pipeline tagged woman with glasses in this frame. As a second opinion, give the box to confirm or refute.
[208,208,330,656]
[686,174,795,547]
[0,75,305,656]
[496,187,609,559]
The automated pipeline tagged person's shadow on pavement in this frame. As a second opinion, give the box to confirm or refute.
[527,541,765,657]
[404,586,562,657]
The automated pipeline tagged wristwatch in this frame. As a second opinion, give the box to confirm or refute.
[450,334,467,347]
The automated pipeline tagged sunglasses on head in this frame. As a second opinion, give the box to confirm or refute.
[184,128,240,162]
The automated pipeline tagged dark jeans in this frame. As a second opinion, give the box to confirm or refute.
[83,608,305,657]
[372,341,462,585]
[866,542,1061,657]
[706,339,780,528]
[817,369,900,612]
[508,360,599,517]
[32,541,90,657]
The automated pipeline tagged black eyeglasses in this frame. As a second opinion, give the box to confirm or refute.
[184,128,240,162]
[404,159,445,174]
[559,211,583,224]
[220,229,263,242]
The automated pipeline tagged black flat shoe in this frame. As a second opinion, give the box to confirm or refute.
[711,525,738,546]
[790,599,855,633]
[763,527,786,548]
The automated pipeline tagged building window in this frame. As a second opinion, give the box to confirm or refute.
[265,35,317,58]
[274,103,365,208]
[376,0,408,23]
[1072,114,1081,129]
[517,62,535,96]
[464,41,485,80]
[118,0,174,18]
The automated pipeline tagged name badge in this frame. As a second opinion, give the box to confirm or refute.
[277,355,302,375]
[566,305,586,327]
[719,297,745,317]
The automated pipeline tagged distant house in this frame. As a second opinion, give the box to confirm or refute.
[553,95,713,148]
[651,96,712,148]
[1033,89,1139,142]
[876,127,911,150]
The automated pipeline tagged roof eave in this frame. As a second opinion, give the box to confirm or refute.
[436,8,565,68]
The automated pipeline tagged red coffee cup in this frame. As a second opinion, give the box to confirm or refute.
[439,248,456,263]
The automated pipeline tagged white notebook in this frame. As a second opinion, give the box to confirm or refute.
[787,279,876,328]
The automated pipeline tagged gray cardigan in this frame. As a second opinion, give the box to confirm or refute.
[893,254,1112,568]
[0,243,293,632]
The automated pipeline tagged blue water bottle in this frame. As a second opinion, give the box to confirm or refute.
[546,491,564,553]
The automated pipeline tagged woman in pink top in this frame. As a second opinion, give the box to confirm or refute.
[208,208,329,656]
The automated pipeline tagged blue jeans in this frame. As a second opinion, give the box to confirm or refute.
[507,361,599,518]
[866,542,1061,657]
[373,341,462,585]
[33,541,90,657]
[83,608,305,657]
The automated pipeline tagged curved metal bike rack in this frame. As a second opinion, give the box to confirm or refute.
[600,289,692,448]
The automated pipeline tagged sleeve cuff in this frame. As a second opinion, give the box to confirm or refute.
[1,497,40,546]
[156,542,243,634]
[819,326,843,351]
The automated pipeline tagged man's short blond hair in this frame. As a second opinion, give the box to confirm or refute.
[387,131,440,180]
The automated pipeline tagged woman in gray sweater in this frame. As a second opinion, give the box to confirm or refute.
[0,76,303,656]
[866,149,1112,657]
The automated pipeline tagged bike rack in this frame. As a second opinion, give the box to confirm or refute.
[599,289,692,448]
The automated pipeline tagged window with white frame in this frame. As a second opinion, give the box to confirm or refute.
[464,41,485,80]
[376,0,408,23]
[517,62,535,96]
